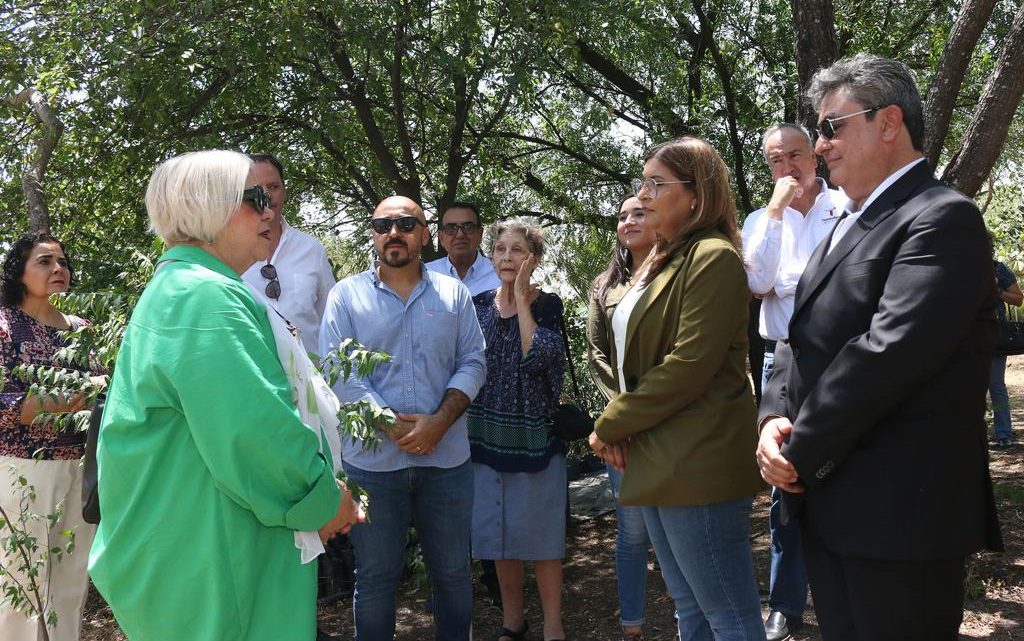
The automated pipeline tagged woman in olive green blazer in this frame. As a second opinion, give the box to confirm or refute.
[589,136,765,641]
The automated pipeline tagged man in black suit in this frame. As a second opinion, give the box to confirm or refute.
[756,53,1002,641]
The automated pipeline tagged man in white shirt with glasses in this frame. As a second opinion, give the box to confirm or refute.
[241,153,336,354]
[426,202,500,296]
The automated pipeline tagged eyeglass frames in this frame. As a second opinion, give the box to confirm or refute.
[814,106,883,140]
[439,221,481,236]
[369,216,425,234]
[242,185,272,213]
[261,263,281,300]
[631,176,694,199]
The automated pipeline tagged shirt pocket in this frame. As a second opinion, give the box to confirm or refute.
[420,308,458,369]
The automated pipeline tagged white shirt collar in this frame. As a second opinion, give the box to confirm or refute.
[846,157,926,215]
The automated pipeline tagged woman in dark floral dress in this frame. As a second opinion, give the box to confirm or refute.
[0,232,104,641]
[467,219,567,641]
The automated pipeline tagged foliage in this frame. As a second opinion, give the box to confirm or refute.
[0,469,75,640]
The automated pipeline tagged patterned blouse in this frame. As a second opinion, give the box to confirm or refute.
[0,305,98,460]
[467,290,565,473]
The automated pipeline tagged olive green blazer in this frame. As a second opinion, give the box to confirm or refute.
[594,229,763,506]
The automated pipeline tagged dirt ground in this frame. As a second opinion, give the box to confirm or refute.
[79,359,1024,641]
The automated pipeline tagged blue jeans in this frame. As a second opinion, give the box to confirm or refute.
[990,355,1013,440]
[762,351,807,618]
[344,461,474,641]
[642,496,766,641]
[607,465,650,628]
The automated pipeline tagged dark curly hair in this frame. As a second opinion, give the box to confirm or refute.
[1,232,75,306]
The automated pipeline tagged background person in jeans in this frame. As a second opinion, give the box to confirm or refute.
[587,195,656,641]
[590,136,765,641]
[320,196,487,641]
[991,259,1022,448]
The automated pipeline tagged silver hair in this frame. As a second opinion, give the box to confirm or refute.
[761,123,814,159]
[146,150,252,245]
[806,53,924,151]
[485,217,545,259]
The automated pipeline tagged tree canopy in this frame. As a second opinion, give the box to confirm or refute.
[2,0,1023,292]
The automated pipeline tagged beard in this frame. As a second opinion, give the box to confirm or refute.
[381,242,415,268]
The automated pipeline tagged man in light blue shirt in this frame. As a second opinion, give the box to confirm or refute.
[320,196,486,641]
[425,202,501,296]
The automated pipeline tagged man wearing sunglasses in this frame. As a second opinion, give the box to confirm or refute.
[241,153,336,353]
[425,202,501,296]
[319,196,487,641]
[741,122,845,641]
[756,54,1001,641]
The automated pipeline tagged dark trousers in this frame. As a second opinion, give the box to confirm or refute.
[800,520,967,641]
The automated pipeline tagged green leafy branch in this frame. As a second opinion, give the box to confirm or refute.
[319,338,396,454]
[0,469,75,640]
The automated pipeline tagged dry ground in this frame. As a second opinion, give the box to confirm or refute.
[80,358,1024,640]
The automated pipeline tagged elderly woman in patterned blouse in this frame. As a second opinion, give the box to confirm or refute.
[0,232,105,641]
[467,218,567,641]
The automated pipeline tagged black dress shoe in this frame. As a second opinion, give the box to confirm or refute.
[317,628,342,641]
[764,611,803,641]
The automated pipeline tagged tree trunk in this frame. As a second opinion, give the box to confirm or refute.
[8,88,63,236]
[942,2,1024,197]
[923,0,997,167]
[791,0,839,127]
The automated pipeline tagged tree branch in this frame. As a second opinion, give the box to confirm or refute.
[8,88,63,235]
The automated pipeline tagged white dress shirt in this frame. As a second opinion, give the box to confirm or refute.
[611,279,648,393]
[827,157,926,254]
[425,252,501,296]
[242,220,336,354]
[742,179,846,341]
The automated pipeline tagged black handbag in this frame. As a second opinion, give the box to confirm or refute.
[81,394,104,524]
[548,313,595,441]
[995,317,1024,356]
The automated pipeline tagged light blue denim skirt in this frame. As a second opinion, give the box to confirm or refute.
[471,453,567,561]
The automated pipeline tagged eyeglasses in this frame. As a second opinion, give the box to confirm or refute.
[439,221,480,236]
[369,216,424,234]
[243,185,272,213]
[632,176,693,199]
[814,106,882,140]
[261,263,281,300]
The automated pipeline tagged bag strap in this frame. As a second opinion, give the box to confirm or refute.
[557,308,585,410]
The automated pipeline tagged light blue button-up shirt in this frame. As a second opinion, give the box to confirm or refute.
[425,253,501,296]
[319,263,487,471]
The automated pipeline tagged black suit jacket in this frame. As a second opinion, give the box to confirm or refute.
[759,160,1003,560]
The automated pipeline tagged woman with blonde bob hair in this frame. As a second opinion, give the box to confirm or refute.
[590,136,765,641]
[89,150,358,640]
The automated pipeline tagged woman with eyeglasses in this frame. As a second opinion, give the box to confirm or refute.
[586,195,657,641]
[89,150,358,640]
[467,218,567,641]
[589,137,765,641]
[0,232,106,641]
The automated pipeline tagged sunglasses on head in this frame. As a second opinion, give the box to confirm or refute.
[814,106,883,141]
[243,185,272,212]
[369,216,424,234]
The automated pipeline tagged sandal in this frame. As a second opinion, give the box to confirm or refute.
[491,621,529,641]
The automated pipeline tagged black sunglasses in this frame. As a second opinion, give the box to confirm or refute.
[243,185,272,213]
[261,263,281,300]
[439,221,480,236]
[369,216,424,234]
[814,106,882,141]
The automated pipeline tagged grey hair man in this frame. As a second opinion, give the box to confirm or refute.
[756,53,1002,641]
[740,123,844,641]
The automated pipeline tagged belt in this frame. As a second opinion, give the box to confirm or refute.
[763,339,778,353]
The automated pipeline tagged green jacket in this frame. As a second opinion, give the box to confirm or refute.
[594,229,763,506]
[89,245,340,641]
